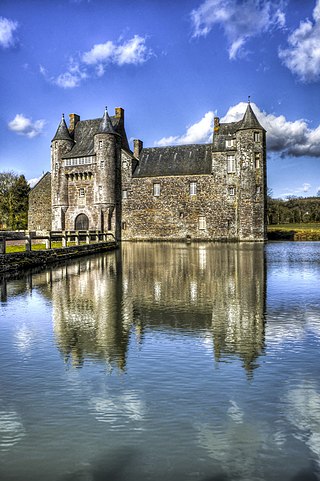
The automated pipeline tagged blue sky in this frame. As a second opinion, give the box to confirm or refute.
[0,0,320,198]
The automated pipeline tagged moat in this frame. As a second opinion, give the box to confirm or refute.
[1,242,320,481]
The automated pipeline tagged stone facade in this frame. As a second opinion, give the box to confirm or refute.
[28,172,52,231]
[28,102,267,241]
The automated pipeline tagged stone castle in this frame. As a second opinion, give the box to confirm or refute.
[28,102,267,241]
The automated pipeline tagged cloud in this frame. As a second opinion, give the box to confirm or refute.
[190,0,286,59]
[42,35,152,89]
[154,101,320,158]
[28,176,43,188]
[8,114,46,138]
[0,16,18,48]
[222,101,320,157]
[279,0,320,82]
[154,111,215,146]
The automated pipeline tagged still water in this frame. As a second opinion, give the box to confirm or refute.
[0,242,320,481]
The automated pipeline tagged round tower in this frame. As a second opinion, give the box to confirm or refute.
[235,101,266,241]
[51,114,74,230]
[94,107,121,232]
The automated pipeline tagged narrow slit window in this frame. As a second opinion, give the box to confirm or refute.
[254,132,260,142]
[153,183,160,197]
[227,155,236,173]
[190,181,197,195]
[255,152,261,169]
[79,188,85,197]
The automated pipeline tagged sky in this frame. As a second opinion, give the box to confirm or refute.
[0,0,320,199]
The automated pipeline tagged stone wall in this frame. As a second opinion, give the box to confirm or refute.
[0,242,117,275]
[122,174,239,241]
[28,172,52,231]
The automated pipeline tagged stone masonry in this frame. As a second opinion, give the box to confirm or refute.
[28,102,267,241]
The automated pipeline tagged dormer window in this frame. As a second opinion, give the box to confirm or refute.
[226,139,235,148]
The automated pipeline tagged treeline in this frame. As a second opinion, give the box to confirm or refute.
[0,172,30,230]
[267,196,320,224]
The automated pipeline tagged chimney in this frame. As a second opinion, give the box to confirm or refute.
[69,114,80,136]
[115,107,124,120]
[214,117,220,134]
[133,139,143,158]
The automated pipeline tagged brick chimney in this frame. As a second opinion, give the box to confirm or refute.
[214,117,220,134]
[69,114,80,136]
[133,139,143,158]
[115,107,124,120]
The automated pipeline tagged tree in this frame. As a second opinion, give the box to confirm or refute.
[0,172,30,230]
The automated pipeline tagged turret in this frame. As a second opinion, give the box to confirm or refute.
[94,107,121,232]
[236,101,266,241]
[51,114,74,230]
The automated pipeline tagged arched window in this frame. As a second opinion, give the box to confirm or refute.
[75,213,89,230]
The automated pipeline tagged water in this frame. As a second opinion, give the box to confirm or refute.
[0,242,320,481]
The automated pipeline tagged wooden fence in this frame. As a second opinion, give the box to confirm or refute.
[0,230,116,254]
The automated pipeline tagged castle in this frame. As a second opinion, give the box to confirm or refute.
[28,102,267,241]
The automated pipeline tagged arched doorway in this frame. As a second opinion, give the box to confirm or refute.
[75,213,89,230]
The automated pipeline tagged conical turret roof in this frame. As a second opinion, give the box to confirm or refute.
[52,114,73,142]
[239,102,265,131]
[98,107,120,135]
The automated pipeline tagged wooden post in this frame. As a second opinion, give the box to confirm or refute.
[25,234,31,252]
[62,231,67,248]
[86,231,90,244]
[0,237,5,254]
[75,231,79,246]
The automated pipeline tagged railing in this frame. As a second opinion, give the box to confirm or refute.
[0,230,116,254]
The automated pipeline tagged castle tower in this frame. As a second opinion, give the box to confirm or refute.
[94,107,121,235]
[236,102,266,240]
[51,114,74,230]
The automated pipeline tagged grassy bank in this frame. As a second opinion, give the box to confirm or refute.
[5,242,75,253]
[267,223,320,241]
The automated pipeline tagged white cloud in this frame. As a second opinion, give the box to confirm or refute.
[8,114,46,138]
[43,35,152,88]
[155,101,320,158]
[154,111,215,146]
[28,176,43,188]
[0,16,18,48]
[222,101,320,157]
[190,0,286,59]
[279,0,320,82]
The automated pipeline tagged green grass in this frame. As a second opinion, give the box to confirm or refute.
[267,223,320,240]
[5,241,78,253]
[268,223,320,231]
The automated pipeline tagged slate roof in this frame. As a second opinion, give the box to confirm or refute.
[52,115,73,142]
[133,144,212,178]
[98,107,119,135]
[239,103,265,131]
[62,115,128,159]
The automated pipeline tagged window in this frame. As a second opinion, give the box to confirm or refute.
[79,188,85,197]
[229,186,235,196]
[122,190,128,199]
[254,152,261,169]
[254,132,260,142]
[190,181,197,195]
[99,140,103,149]
[226,139,235,148]
[153,183,160,197]
[199,216,206,230]
[227,155,236,173]
[256,185,261,194]
[98,186,103,200]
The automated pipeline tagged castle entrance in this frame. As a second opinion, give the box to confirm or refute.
[75,213,89,230]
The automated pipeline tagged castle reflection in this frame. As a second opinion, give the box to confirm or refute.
[0,242,266,372]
